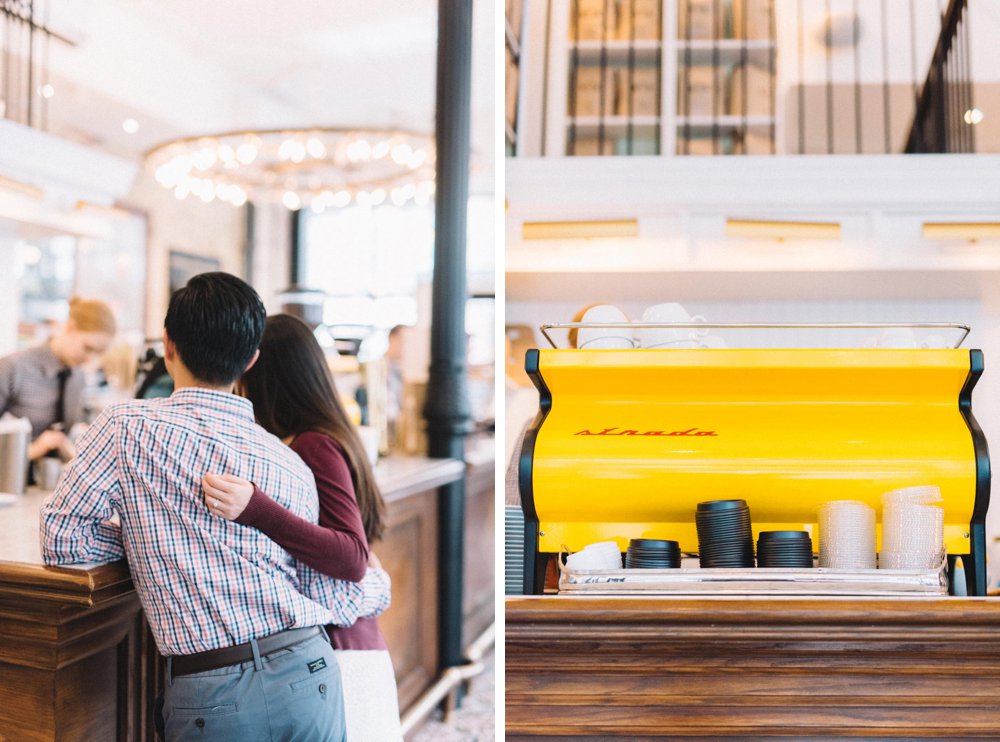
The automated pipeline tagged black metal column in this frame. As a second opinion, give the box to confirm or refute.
[424,0,475,677]
[288,208,305,284]
[243,202,256,285]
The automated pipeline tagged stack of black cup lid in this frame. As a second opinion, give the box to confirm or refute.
[625,538,681,569]
[696,499,755,568]
[756,531,814,568]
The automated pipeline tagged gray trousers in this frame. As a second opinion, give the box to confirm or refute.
[161,631,346,742]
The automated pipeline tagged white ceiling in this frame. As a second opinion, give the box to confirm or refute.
[38,0,495,188]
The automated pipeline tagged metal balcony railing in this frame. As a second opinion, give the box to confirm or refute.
[905,0,972,153]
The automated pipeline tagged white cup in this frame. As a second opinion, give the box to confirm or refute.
[876,328,919,349]
[636,303,707,349]
[576,305,634,349]
[698,335,729,348]
[567,540,623,571]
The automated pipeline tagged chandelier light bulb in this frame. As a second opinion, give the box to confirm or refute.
[964,108,984,125]
[173,184,190,200]
[214,183,232,201]
[391,143,413,165]
[122,118,140,134]
[372,140,391,159]
[306,138,326,158]
[193,148,217,171]
[155,165,175,186]
[333,190,352,208]
[236,142,259,164]
[218,144,235,162]
[282,190,302,210]
[390,187,408,206]
[409,149,428,168]
[370,188,387,206]
[230,187,248,207]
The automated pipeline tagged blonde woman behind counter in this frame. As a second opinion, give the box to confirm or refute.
[0,297,116,462]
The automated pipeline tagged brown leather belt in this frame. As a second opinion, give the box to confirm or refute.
[170,626,323,677]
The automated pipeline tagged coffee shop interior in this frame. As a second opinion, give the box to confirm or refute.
[506,0,1000,738]
[0,1,495,740]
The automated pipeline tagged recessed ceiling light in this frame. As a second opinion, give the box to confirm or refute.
[964,108,984,125]
[122,118,140,134]
[39,84,55,99]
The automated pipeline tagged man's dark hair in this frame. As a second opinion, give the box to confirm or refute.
[164,272,266,385]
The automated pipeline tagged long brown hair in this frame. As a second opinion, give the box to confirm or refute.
[240,313,385,542]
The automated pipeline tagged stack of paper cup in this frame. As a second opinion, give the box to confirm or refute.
[565,541,623,571]
[818,500,877,569]
[879,485,945,570]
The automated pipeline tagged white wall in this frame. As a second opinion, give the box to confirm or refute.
[0,225,20,356]
[125,171,247,338]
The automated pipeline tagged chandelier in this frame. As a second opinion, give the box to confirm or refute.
[145,127,435,212]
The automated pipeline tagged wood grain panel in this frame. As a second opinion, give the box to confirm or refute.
[462,455,496,646]
[507,596,1000,738]
[380,486,439,712]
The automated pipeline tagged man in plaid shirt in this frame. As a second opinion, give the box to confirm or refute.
[41,273,384,741]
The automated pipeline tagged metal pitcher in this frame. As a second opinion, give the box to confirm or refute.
[0,417,30,494]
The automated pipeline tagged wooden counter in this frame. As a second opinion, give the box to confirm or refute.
[0,491,151,742]
[375,455,465,712]
[0,450,487,742]
[506,594,1000,739]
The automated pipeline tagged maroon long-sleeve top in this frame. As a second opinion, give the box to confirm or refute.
[235,430,387,650]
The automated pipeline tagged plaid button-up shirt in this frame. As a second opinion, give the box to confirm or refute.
[40,388,388,656]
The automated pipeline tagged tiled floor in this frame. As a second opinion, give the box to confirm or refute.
[412,649,495,741]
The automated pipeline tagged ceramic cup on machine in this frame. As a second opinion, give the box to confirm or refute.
[876,327,920,349]
[576,304,634,349]
[635,303,707,349]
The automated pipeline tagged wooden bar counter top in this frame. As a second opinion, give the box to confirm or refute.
[506,594,1000,739]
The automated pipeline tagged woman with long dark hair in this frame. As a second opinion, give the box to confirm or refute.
[202,313,401,741]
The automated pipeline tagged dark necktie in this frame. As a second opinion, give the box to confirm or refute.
[55,367,71,428]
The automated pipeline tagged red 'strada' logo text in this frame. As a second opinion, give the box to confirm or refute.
[574,426,718,437]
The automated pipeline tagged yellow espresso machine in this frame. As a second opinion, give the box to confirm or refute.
[519,323,991,595]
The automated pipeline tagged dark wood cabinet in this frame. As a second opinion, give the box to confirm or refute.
[462,447,496,648]
[0,558,152,741]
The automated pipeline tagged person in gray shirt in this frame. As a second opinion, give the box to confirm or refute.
[0,297,116,462]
